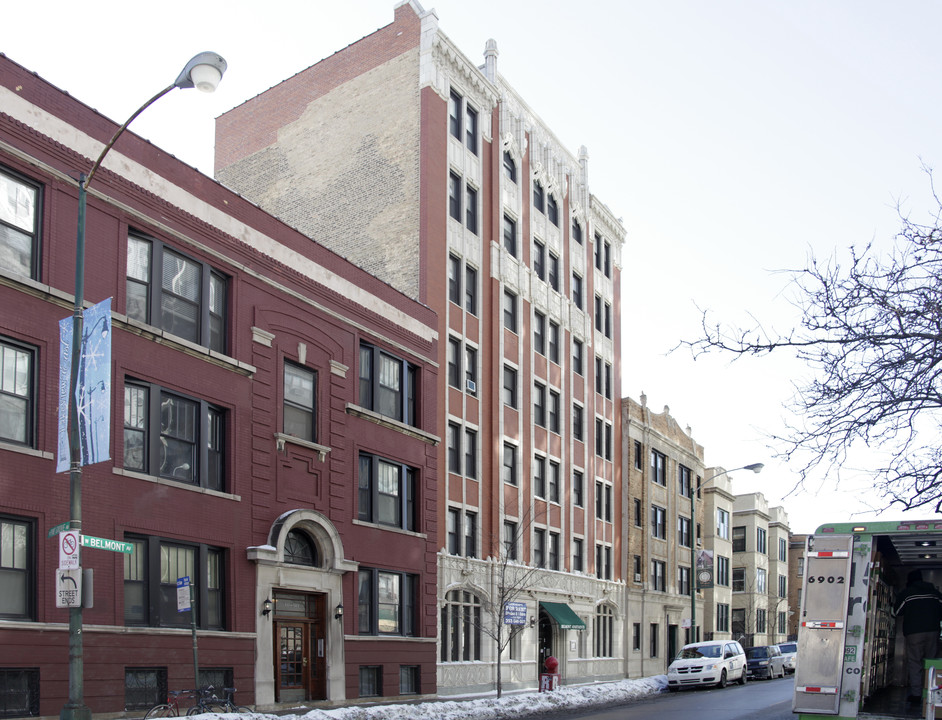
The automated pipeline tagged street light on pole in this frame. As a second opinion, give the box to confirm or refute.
[61,51,226,720]
[689,462,763,645]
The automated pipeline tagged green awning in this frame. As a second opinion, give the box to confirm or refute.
[540,601,586,630]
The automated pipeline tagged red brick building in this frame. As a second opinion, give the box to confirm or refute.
[0,50,439,716]
[215,1,625,695]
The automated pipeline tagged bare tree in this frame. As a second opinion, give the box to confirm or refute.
[441,509,544,698]
[682,177,942,511]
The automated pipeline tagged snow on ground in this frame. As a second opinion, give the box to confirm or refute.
[193,676,667,720]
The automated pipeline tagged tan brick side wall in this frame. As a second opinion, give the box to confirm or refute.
[215,2,421,171]
[217,48,423,299]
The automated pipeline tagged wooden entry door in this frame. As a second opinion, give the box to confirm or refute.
[274,594,327,702]
[278,623,307,702]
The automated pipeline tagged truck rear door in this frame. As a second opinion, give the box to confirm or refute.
[793,533,855,715]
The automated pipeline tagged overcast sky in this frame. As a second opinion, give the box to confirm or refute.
[5,0,941,532]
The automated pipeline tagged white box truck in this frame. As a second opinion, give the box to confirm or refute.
[793,520,942,719]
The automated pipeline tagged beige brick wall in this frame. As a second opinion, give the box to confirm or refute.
[217,48,423,299]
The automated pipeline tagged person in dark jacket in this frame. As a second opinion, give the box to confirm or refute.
[895,569,942,702]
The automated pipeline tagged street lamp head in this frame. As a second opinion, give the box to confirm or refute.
[745,463,764,473]
[174,52,228,93]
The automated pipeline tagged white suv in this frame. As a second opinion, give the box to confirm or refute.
[667,640,748,690]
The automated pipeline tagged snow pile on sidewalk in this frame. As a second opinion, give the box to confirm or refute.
[217,675,667,720]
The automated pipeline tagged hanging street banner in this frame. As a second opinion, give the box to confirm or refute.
[696,548,715,589]
[57,298,112,472]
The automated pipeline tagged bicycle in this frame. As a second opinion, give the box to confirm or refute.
[143,689,197,719]
[186,686,251,715]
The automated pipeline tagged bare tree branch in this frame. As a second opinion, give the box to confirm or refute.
[679,174,942,512]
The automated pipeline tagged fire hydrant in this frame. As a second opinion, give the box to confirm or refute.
[540,656,560,692]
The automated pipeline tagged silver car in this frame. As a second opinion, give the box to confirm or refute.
[777,642,797,674]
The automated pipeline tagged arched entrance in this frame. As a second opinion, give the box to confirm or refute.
[538,608,554,677]
[248,509,357,707]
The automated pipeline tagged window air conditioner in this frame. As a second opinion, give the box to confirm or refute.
[633,573,642,582]
[466,379,477,393]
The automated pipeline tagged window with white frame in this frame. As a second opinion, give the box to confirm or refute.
[0,515,34,620]
[284,362,317,442]
[0,338,35,447]
[716,508,730,540]
[0,169,42,280]
[0,167,41,280]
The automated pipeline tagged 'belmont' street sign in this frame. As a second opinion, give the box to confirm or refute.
[81,535,134,554]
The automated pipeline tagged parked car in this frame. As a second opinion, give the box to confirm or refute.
[777,642,797,674]
[746,645,787,679]
[667,640,748,690]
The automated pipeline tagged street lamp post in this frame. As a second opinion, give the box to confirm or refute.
[62,52,226,720]
[689,463,763,645]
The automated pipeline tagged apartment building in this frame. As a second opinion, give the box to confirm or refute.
[622,396,704,676]
[214,0,625,696]
[0,52,440,715]
[787,533,808,640]
[702,468,737,643]
[730,493,790,647]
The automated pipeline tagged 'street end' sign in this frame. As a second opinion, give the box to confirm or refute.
[56,568,82,608]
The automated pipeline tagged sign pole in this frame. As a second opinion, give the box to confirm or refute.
[61,178,91,720]
[191,584,199,690]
